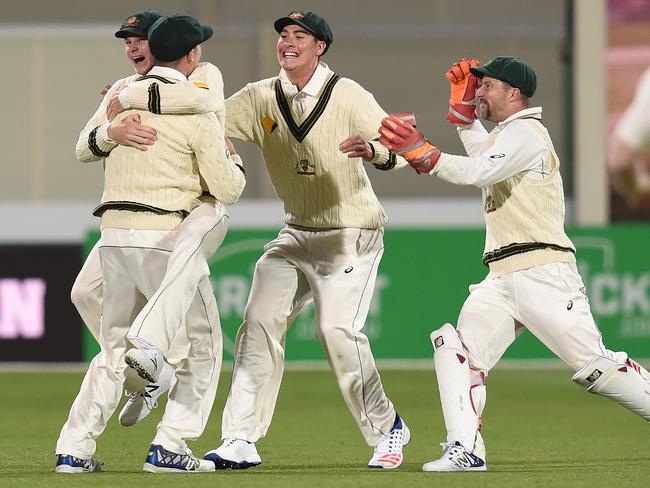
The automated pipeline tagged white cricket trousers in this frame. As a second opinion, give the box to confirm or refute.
[458,262,612,372]
[56,223,220,457]
[222,226,396,446]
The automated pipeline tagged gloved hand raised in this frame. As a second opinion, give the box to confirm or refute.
[379,113,441,174]
[446,58,480,125]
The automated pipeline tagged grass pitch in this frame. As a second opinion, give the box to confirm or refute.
[0,368,648,487]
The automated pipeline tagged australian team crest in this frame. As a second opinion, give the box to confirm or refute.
[289,11,305,20]
[124,16,140,26]
[296,159,315,175]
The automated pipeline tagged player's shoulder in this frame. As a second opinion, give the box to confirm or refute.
[191,62,223,85]
[333,76,369,94]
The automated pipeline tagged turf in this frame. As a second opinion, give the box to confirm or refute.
[0,369,648,487]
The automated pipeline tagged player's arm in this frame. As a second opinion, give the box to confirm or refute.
[113,62,224,117]
[224,83,260,144]
[191,113,246,206]
[76,82,122,163]
[341,83,408,171]
[380,114,545,187]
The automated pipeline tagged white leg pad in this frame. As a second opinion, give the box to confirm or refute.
[431,323,482,451]
[572,355,650,422]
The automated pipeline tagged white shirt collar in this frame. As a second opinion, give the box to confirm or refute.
[147,66,188,82]
[499,106,543,125]
[279,62,330,97]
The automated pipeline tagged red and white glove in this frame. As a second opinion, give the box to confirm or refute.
[446,58,480,125]
[379,113,441,174]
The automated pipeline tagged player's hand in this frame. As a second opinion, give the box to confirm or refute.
[446,58,480,125]
[106,91,127,121]
[379,114,441,173]
[107,114,157,151]
[339,134,374,160]
[100,83,113,97]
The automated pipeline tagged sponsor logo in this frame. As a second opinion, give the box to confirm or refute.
[344,266,353,274]
[586,369,602,383]
[489,153,505,159]
[434,336,444,348]
[567,300,573,310]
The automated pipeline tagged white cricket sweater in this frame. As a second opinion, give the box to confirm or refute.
[225,63,401,229]
[434,107,576,276]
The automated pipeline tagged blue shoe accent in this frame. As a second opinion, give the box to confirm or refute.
[55,454,101,473]
[143,444,214,473]
[392,413,403,430]
[203,452,259,470]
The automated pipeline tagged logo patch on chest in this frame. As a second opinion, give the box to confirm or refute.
[296,159,316,175]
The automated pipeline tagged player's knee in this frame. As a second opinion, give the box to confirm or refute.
[70,277,91,309]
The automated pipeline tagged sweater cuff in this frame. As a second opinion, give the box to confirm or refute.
[88,123,118,158]
[369,141,397,171]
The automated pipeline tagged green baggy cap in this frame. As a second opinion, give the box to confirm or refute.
[470,56,537,97]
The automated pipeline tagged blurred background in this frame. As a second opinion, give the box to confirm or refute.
[0,0,649,365]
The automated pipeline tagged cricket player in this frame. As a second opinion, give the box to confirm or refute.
[55,14,245,474]
[205,10,410,470]
[379,56,650,472]
[608,65,650,210]
[70,9,227,427]
[111,10,412,470]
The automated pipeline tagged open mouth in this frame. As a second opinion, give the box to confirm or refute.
[283,51,299,59]
[132,55,146,65]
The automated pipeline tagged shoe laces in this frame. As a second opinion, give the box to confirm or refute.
[374,427,404,455]
[124,388,158,410]
[222,438,239,448]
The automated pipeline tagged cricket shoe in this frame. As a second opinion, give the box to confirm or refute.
[203,438,261,469]
[422,441,487,472]
[367,413,410,469]
[124,347,165,392]
[143,444,215,473]
[55,454,101,473]
[119,360,174,426]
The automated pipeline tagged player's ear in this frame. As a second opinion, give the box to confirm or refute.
[316,40,326,56]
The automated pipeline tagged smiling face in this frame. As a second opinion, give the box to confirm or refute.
[475,76,519,123]
[276,24,325,82]
[123,36,154,75]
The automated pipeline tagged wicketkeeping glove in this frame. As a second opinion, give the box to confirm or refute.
[446,58,480,125]
[379,113,441,174]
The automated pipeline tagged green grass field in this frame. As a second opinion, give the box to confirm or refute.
[0,369,648,487]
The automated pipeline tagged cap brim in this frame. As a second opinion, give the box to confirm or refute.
[274,17,318,38]
[114,27,147,39]
[200,25,213,43]
[469,66,491,79]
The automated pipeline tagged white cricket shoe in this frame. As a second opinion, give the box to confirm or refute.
[368,414,410,469]
[422,441,487,472]
[119,361,174,426]
[124,347,165,391]
[203,438,261,469]
[143,444,214,473]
